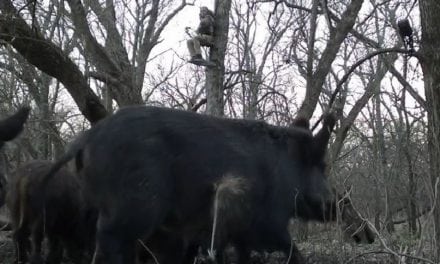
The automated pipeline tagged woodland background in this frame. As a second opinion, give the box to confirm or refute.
[1,0,440,263]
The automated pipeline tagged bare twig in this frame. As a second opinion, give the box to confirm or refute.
[344,250,436,264]
[346,216,437,264]
[137,239,159,264]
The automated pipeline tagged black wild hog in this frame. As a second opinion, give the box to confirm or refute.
[44,106,372,264]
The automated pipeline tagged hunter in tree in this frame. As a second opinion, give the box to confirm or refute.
[186,6,215,66]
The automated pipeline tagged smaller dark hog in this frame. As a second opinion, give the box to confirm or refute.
[6,160,97,264]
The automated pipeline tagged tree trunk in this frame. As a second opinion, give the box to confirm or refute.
[374,93,394,233]
[244,73,261,120]
[419,0,440,259]
[205,0,232,116]
[401,57,418,235]
[38,77,51,160]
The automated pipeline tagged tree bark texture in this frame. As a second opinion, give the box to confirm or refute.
[419,0,440,260]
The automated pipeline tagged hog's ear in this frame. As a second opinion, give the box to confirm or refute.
[0,107,30,142]
[313,113,336,159]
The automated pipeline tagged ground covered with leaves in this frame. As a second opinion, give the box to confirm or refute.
[0,229,404,264]
[0,231,14,263]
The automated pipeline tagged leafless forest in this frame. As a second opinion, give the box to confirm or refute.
[0,0,440,263]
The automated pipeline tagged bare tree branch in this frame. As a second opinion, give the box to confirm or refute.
[297,0,365,119]
[0,0,107,123]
